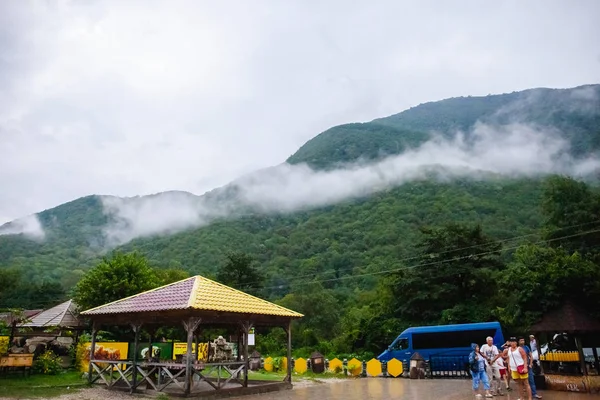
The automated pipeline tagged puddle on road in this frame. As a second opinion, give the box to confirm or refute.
[231,378,599,400]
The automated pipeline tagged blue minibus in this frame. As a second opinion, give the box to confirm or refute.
[377,321,504,364]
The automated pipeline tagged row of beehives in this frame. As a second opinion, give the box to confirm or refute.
[261,356,407,377]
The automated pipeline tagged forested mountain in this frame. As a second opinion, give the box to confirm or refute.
[1,84,598,284]
[1,84,600,356]
[289,84,600,168]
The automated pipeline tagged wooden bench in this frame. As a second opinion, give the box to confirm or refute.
[0,354,34,376]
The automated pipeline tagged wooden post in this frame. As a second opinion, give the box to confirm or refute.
[285,320,292,383]
[130,322,142,393]
[592,347,599,375]
[237,331,242,362]
[182,317,201,395]
[87,322,98,384]
[8,321,17,350]
[239,321,252,387]
[147,328,155,361]
[575,336,588,375]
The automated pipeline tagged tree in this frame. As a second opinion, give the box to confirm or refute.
[389,223,504,324]
[277,283,341,349]
[216,252,263,296]
[72,251,160,311]
[0,269,21,308]
[542,175,600,256]
[155,267,190,285]
[27,282,66,309]
[497,244,600,330]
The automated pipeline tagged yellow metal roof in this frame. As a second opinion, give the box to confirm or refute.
[81,275,303,319]
[189,276,303,317]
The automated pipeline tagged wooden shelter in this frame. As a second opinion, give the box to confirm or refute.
[531,301,600,393]
[19,300,83,336]
[80,275,303,397]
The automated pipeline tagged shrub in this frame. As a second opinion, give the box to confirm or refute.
[347,360,361,376]
[33,350,62,375]
[272,357,283,372]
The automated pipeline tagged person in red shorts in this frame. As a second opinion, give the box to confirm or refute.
[495,350,509,394]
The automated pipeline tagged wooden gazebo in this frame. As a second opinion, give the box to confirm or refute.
[80,276,303,397]
[19,300,84,336]
[530,301,600,393]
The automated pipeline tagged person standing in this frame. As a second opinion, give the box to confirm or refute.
[520,337,542,399]
[530,335,540,373]
[470,343,493,398]
[495,348,510,394]
[480,336,502,395]
[500,340,513,391]
[507,337,532,400]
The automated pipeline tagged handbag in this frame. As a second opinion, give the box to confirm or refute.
[510,349,526,374]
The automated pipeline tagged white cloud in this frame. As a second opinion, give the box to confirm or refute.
[100,123,600,245]
[0,214,45,240]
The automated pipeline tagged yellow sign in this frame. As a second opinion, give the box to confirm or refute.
[329,358,343,373]
[78,342,129,372]
[294,357,307,374]
[264,356,273,372]
[366,358,382,377]
[172,342,209,361]
[387,358,403,377]
[348,358,362,376]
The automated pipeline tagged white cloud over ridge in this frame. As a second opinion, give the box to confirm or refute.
[101,122,600,246]
[0,214,45,240]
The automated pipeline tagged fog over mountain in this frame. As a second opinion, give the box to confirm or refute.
[97,121,599,246]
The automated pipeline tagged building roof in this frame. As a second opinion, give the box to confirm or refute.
[0,309,43,325]
[530,301,600,333]
[81,276,303,319]
[20,300,82,329]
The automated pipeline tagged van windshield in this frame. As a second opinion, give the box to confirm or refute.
[391,338,409,351]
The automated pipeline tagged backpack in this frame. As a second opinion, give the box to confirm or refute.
[469,351,479,373]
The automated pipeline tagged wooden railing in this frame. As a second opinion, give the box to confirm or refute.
[89,359,246,393]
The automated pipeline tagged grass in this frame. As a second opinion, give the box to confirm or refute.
[0,370,88,398]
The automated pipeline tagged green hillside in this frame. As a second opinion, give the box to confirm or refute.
[286,123,429,169]
[121,177,545,293]
[289,84,600,169]
[1,84,599,286]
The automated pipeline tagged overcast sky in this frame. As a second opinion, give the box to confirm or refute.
[1,0,599,224]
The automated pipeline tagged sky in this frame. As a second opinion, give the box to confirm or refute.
[1,0,600,224]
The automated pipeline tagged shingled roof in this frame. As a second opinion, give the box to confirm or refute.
[80,276,303,318]
[20,300,82,329]
[530,301,600,333]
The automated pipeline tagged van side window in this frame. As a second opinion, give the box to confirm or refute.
[392,338,408,350]
[412,329,496,350]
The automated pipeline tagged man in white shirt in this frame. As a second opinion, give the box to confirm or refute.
[480,336,502,395]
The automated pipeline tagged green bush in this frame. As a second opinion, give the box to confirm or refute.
[32,350,62,375]
[272,357,283,372]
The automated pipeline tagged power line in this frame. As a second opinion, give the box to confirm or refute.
[254,219,600,287]
[257,227,600,290]
[3,220,600,307]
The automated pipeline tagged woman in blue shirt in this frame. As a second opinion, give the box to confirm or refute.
[470,343,493,398]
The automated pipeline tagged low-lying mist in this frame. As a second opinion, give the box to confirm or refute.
[100,122,600,246]
[0,214,45,240]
